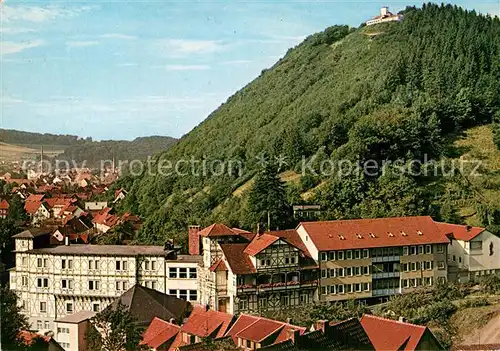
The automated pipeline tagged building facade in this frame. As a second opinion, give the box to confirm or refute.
[9,231,210,334]
[296,216,450,303]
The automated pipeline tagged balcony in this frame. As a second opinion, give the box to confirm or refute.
[372,288,402,296]
[372,256,400,263]
[237,280,318,292]
[372,272,400,279]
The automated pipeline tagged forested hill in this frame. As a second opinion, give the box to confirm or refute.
[117,3,500,245]
[58,136,178,167]
[0,128,177,167]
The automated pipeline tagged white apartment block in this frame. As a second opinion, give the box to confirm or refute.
[9,230,213,334]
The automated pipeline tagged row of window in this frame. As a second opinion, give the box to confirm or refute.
[143,280,158,290]
[320,245,445,262]
[57,327,70,334]
[169,267,197,279]
[39,301,100,314]
[31,258,160,271]
[36,320,50,330]
[320,249,369,261]
[321,266,370,278]
[259,256,297,266]
[321,282,371,295]
[402,277,433,288]
[168,289,198,301]
[237,293,311,311]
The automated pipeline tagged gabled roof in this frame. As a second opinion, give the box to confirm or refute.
[209,258,228,272]
[0,199,10,210]
[299,216,450,251]
[181,305,234,339]
[107,284,191,326]
[220,243,256,274]
[268,229,312,258]
[232,227,256,242]
[434,222,485,242]
[226,314,306,345]
[24,201,44,214]
[26,194,45,203]
[141,317,181,350]
[261,318,373,350]
[198,223,239,237]
[12,228,52,239]
[244,234,280,256]
[360,314,427,351]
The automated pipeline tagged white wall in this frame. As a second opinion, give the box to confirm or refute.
[296,225,319,260]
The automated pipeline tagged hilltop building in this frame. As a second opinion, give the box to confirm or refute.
[366,7,403,26]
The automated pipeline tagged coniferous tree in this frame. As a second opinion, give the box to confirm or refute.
[0,285,30,350]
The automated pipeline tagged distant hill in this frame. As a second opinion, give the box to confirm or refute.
[58,136,178,167]
[116,3,500,244]
[0,129,177,167]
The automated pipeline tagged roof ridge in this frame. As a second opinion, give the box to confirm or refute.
[361,314,426,330]
[300,215,432,225]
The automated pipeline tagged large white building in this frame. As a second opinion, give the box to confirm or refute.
[9,229,214,334]
[437,222,500,283]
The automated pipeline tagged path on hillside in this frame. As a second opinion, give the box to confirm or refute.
[462,313,500,345]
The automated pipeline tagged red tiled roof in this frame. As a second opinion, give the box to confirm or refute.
[265,229,312,258]
[435,222,485,241]
[181,306,233,338]
[360,314,426,351]
[274,324,306,344]
[232,227,256,242]
[26,194,45,203]
[142,317,181,350]
[0,199,9,210]
[220,243,256,274]
[45,197,74,209]
[198,223,238,237]
[235,318,284,343]
[24,201,42,214]
[244,234,280,256]
[225,314,261,342]
[209,258,228,272]
[299,216,450,251]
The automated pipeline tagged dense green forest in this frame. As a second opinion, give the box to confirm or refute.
[113,3,500,246]
[0,129,89,146]
[58,136,178,167]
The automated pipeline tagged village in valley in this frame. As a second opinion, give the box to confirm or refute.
[2,2,500,351]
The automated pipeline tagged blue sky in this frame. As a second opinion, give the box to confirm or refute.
[2,0,499,140]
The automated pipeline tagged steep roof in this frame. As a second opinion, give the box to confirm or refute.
[261,318,373,350]
[299,216,449,251]
[244,234,280,256]
[0,199,10,210]
[226,314,306,345]
[209,258,228,272]
[24,201,43,214]
[107,284,191,326]
[220,243,256,274]
[181,305,234,339]
[141,317,181,350]
[12,228,52,239]
[26,194,45,202]
[360,314,427,351]
[434,222,485,241]
[198,223,239,237]
[268,229,312,258]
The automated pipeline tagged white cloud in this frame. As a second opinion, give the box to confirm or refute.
[1,40,44,55]
[158,39,223,56]
[66,41,99,48]
[0,27,35,34]
[1,4,93,23]
[100,33,136,40]
[2,94,23,104]
[166,64,210,71]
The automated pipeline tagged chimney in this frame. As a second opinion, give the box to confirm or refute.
[398,316,406,323]
[286,318,292,324]
[287,328,301,344]
[169,318,176,324]
[188,225,201,255]
[315,320,328,333]
[466,225,472,232]
[64,236,70,246]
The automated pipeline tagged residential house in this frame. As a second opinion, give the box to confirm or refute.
[54,310,95,351]
[113,188,128,203]
[141,317,182,351]
[0,199,9,218]
[296,216,450,303]
[84,201,108,212]
[360,314,443,350]
[9,232,209,333]
[261,318,374,350]
[225,314,306,350]
[179,305,235,347]
[437,222,500,283]
[24,201,51,225]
